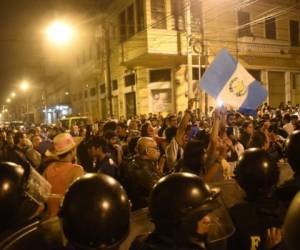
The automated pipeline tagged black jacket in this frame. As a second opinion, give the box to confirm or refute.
[122,157,161,211]
[130,232,207,250]
[227,196,287,250]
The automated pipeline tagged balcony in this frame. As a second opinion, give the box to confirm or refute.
[120,28,192,68]
[237,36,291,58]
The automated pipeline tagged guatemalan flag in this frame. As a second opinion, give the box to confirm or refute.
[200,49,267,114]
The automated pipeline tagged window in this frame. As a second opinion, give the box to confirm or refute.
[119,11,126,42]
[150,69,171,82]
[192,67,200,80]
[112,80,118,90]
[151,0,166,29]
[171,0,184,31]
[265,17,276,39]
[100,84,106,93]
[127,4,135,37]
[136,0,145,32]
[84,90,88,99]
[238,11,252,37]
[90,87,96,97]
[125,74,136,86]
[191,0,202,32]
[290,20,299,47]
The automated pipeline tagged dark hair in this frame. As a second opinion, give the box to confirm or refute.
[283,114,291,123]
[242,120,253,130]
[195,130,210,149]
[88,136,108,153]
[141,122,151,137]
[103,121,117,133]
[128,136,140,155]
[14,132,24,145]
[183,140,206,174]
[249,131,267,148]
[104,130,117,140]
[165,127,177,143]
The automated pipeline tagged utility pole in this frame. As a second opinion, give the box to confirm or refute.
[186,0,194,100]
[199,0,208,116]
[104,22,113,117]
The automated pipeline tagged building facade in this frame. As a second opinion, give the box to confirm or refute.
[90,0,300,119]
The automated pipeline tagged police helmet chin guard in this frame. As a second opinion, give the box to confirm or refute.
[149,173,235,244]
[59,173,131,249]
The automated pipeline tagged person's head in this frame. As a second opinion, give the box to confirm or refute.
[45,133,82,162]
[0,162,50,232]
[291,115,298,126]
[128,119,138,131]
[88,136,108,159]
[248,131,269,150]
[127,136,139,156]
[59,173,130,249]
[183,140,206,174]
[283,113,291,124]
[116,123,127,137]
[242,121,254,136]
[150,118,158,127]
[141,122,155,137]
[104,130,119,146]
[103,121,117,134]
[136,137,160,161]
[32,135,42,150]
[234,148,279,200]
[165,127,177,143]
[167,115,177,128]
[227,112,236,126]
[149,173,234,245]
[286,130,300,174]
[14,132,27,148]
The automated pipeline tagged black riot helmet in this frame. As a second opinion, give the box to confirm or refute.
[149,173,234,244]
[283,190,300,250]
[0,162,51,233]
[234,148,279,199]
[286,130,300,173]
[60,173,131,249]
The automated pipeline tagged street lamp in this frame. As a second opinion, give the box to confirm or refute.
[46,21,75,45]
[20,81,30,91]
[11,92,16,98]
[6,98,11,103]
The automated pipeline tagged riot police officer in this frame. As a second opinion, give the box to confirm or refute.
[131,173,234,250]
[0,161,50,235]
[0,173,131,250]
[283,190,300,250]
[228,148,286,250]
[60,173,131,249]
[276,130,300,205]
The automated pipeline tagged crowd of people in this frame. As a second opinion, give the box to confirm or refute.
[1,99,300,249]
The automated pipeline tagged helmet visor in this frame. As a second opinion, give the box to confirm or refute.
[205,197,235,243]
[25,167,52,205]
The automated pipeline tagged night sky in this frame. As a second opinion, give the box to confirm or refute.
[0,0,110,102]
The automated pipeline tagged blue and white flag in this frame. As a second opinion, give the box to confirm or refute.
[200,49,267,112]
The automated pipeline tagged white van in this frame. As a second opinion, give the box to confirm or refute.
[59,116,89,130]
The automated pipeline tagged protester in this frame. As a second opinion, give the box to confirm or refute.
[43,132,85,217]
